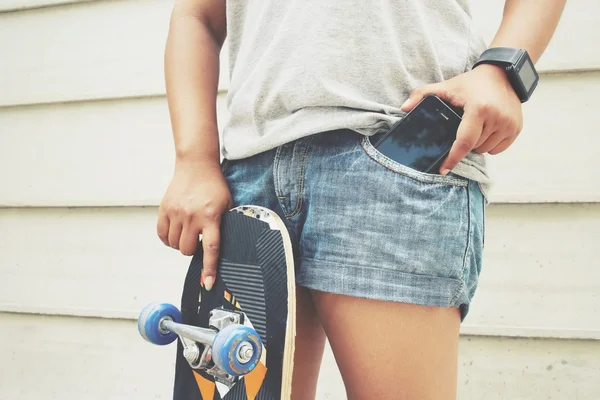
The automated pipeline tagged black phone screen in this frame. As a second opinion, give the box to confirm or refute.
[373,96,461,173]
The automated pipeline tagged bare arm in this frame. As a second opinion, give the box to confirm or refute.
[157,0,230,291]
[165,0,226,163]
[489,0,567,63]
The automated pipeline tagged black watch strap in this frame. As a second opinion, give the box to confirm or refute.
[472,47,523,69]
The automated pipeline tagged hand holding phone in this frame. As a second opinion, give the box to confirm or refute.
[371,94,461,175]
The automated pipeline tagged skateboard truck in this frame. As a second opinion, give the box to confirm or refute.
[138,303,263,387]
[171,309,251,386]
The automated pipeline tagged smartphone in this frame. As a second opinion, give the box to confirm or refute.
[370,94,462,174]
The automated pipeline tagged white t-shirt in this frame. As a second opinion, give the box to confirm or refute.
[222,0,492,194]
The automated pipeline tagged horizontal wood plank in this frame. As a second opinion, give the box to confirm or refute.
[1,203,599,339]
[0,313,176,399]
[0,0,229,107]
[0,72,598,206]
[1,313,599,399]
[457,335,600,400]
[485,71,600,203]
[0,0,94,12]
[463,203,600,339]
[0,94,229,207]
[0,0,595,107]
[0,207,186,318]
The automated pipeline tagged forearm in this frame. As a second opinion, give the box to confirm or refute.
[490,0,567,63]
[165,9,224,164]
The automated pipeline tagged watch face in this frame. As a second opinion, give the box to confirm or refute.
[518,57,538,92]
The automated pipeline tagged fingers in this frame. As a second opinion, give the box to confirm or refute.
[179,222,201,257]
[200,220,221,291]
[157,212,170,246]
[156,167,232,293]
[401,83,453,112]
[404,68,523,168]
[439,108,484,174]
[474,122,495,149]
[474,131,505,154]
[475,115,521,155]
[489,137,515,155]
[168,219,183,250]
[158,206,222,292]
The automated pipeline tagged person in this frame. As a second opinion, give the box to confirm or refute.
[156,1,565,398]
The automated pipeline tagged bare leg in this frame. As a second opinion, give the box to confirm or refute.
[291,286,327,400]
[311,290,461,400]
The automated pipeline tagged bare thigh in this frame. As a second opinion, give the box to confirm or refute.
[311,290,461,400]
[291,286,327,400]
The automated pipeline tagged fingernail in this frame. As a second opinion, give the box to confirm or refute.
[440,169,450,176]
[401,98,411,108]
[204,276,214,291]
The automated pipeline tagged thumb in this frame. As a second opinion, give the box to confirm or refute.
[401,83,449,112]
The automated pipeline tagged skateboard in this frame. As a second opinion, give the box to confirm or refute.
[138,205,296,400]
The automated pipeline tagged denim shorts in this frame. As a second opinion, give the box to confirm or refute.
[222,129,486,320]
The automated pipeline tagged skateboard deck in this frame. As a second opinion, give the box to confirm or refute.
[138,206,296,400]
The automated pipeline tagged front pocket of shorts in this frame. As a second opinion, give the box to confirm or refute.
[360,136,468,187]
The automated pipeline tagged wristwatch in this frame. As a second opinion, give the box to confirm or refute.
[473,47,539,103]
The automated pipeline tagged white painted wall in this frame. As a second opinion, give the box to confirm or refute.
[1,0,598,399]
[2,204,599,339]
[2,73,600,207]
[2,313,599,400]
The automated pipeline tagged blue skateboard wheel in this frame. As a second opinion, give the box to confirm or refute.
[211,324,263,377]
[138,302,182,345]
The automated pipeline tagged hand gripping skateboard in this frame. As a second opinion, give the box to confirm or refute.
[138,206,296,400]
